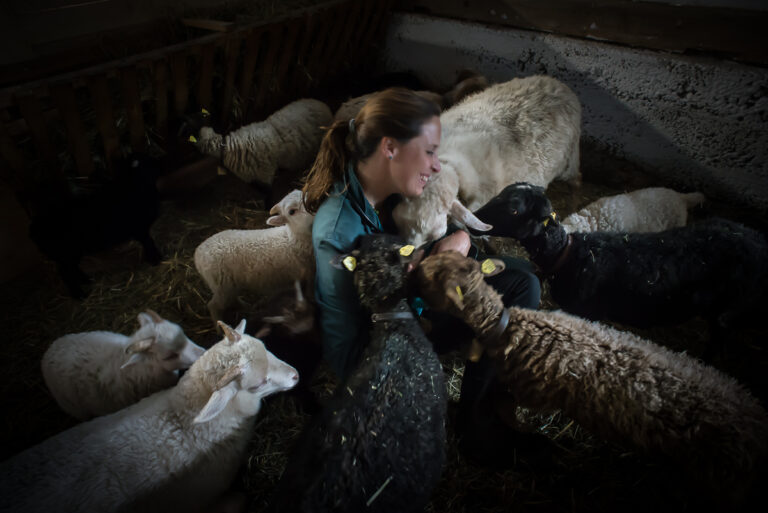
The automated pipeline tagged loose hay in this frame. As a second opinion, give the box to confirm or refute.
[1,155,766,512]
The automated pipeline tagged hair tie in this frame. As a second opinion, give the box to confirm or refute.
[348,118,356,133]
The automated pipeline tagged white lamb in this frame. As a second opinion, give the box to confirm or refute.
[392,75,582,246]
[0,320,298,513]
[194,98,332,186]
[194,189,315,322]
[561,187,706,233]
[41,309,206,421]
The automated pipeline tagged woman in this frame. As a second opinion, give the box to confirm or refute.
[302,88,543,464]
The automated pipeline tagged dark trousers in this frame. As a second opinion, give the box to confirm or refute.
[424,255,541,442]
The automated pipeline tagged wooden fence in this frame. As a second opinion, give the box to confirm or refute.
[0,0,393,188]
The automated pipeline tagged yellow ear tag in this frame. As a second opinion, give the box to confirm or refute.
[342,255,357,271]
[455,286,464,301]
[201,107,210,116]
[188,135,198,143]
[543,217,549,227]
[399,245,415,256]
[481,259,496,274]
[550,212,557,221]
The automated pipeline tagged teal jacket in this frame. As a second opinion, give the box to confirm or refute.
[312,163,476,380]
[312,163,391,379]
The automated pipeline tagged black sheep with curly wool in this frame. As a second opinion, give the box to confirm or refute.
[470,182,768,331]
[267,233,447,513]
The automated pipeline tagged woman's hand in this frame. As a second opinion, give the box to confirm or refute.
[430,230,471,257]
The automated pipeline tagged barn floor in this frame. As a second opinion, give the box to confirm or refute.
[1,138,767,512]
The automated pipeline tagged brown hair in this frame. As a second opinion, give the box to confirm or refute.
[302,88,441,214]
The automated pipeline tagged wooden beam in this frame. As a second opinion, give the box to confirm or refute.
[395,0,768,66]
[181,18,235,33]
[15,91,59,172]
[197,43,216,112]
[120,67,146,153]
[170,52,190,117]
[153,60,169,144]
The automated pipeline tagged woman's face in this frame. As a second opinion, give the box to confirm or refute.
[390,116,441,198]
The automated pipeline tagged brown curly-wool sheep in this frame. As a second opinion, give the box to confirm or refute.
[415,251,768,503]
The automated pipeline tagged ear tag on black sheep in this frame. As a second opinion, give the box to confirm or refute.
[455,286,464,301]
[188,135,198,143]
[201,108,210,117]
[399,245,415,257]
[342,255,357,271]
[481,259,496,275]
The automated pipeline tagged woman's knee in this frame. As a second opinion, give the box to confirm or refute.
[488,268,541,310]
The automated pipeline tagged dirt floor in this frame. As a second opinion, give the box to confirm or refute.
[1,133,767,512]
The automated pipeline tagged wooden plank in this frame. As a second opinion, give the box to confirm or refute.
[170,52,190,117]
[197,43,216,111]
[327,0,364,70]
[181,18,234,33]
[0,117,26,175]
[87,74,121,166]
[265,21,302,112]
[363,0,393,55]
[396,0,768,66]
[251,23,286,118]
[313,2,352,83]
[356,0,388,61]
[49,83,93,177]
[237,29,265,115]
[288,13,320,94]
[220,36,243,127]
[152,60,169,144]
[120,66,146,152]
[15,90,59,171]
[301,8,336,93]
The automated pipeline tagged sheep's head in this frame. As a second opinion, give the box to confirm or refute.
[266,189,314,235]
[122,310,206,371]
[191,319,299,424]
[415,251,505,316]
[332,233,424,312]
[470,182,557,240]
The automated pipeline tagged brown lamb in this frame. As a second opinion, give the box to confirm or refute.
[415,251,768,502]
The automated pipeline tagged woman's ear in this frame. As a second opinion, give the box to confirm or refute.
[380,137,397,160]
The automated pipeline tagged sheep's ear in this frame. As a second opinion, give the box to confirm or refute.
[193,381,239,424]
[218,321,242,344]
[254,324,272,339]
[234,319,247,334]
[330,253,357,272]
[125,337,154,354]
[445,283,466,311]
[479,258,506,278]
[262,315,287,324]
[449,199,492,232]
[265,213,286,226]
[137,312,153,326]
[144,309,164,323]
[120,352,146,369]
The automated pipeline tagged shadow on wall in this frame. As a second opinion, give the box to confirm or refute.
[379,12,768,211]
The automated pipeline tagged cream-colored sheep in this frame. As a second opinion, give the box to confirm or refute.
[41,310,205,420]
[561,187,705,233]
[0,320,298,513]
[194,189,314,322]
[195,99,332,186]
[393,75,582,246]
[415,251,768,501]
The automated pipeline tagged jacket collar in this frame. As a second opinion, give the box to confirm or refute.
[341,161,382,232]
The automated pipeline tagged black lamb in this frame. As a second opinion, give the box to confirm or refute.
[266,233,447,513]
[28,154,163,298]
[469,182,768,332]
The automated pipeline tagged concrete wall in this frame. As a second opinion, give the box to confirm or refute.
[380,13,768,210]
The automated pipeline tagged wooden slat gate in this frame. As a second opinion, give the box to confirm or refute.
[0,0,393,190]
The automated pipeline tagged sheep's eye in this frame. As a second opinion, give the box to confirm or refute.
[512,210,518,215]
[289,209,297,216]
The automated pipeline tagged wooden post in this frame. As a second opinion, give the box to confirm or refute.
[49,83,94,177]
[15,90,59,173]
[87,74,121,168]
[120,66,146,152]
